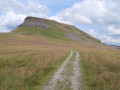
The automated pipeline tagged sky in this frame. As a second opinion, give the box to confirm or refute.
[0,0,120,46]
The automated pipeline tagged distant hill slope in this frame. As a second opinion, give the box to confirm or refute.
[109,45,120,50]
[11,16,101,43]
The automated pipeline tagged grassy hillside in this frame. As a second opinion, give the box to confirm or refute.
[11,16,101,43]
[0,33,72,90]
[0,33,120,90]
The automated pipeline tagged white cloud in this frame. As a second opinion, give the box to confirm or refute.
[23,0,49,17]
[87,28,120,45]
[51,0,120,26]
[107,25,120,36]
[0,11,26,32]
[0,0,49,32]
[51,0,106,25]
[88,29,96,36]
[98,35,120,45]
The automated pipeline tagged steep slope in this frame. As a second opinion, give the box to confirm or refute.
[11,16,101,43]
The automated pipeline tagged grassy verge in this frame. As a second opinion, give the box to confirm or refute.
[79,49,120,90]
[0,48,69,90]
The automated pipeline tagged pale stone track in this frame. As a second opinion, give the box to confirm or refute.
[43,50,81,90]
[43,50,73,90]
[70,51,81,90]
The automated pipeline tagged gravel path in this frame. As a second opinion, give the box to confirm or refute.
[70,51,81,90]
[43,50,81,90]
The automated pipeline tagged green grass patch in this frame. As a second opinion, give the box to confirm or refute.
[40,28,65,40]
[105,63,120,73]
[12,27,40,35]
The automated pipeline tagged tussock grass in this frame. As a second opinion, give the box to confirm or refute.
[0,34,72,90]
[0,33,120,90]
[79,48,120,90]
[0,48,69,90]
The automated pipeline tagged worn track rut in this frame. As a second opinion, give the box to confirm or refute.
[43,50,81,90]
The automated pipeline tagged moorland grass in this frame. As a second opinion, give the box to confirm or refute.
[0,33,120,90]
[0,34,72,90]
[0,48,70,90]
[79,48,120,90]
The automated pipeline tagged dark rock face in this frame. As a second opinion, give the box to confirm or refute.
[25,16,41,21]
[18,16,51,29]
[25,21,51,28]
[18,25,23,27]
[25,16,46,21]
[25,17,33,21]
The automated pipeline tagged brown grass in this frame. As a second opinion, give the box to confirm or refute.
[0,33,120,90]
[79,47,120,90]
[0,34,73,90]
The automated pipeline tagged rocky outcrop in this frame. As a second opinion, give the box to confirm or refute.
[18,16,51,29]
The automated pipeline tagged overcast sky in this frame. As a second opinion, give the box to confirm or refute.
[0,0,120,46]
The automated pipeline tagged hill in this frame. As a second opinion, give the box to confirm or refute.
[1,16,120,90]
[11,16,101,43]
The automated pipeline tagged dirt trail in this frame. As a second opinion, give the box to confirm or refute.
[43,50,81,90]
[70,51,81,90]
